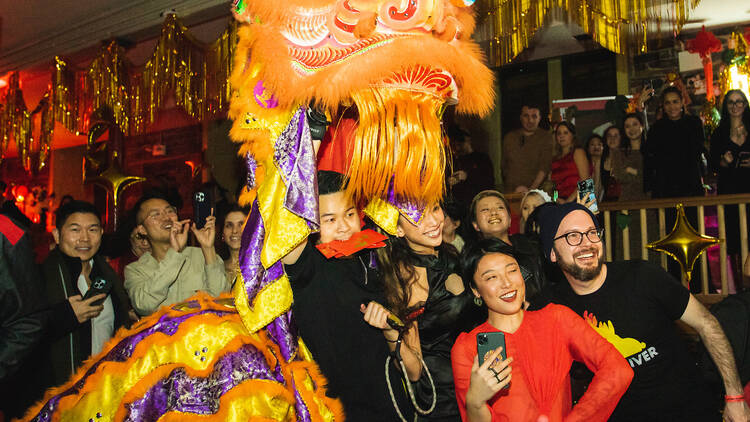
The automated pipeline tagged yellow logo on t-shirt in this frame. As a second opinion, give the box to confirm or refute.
[584,311,646,357]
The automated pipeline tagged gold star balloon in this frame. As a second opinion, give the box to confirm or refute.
[646,204,722,282]
[89,151,146,209]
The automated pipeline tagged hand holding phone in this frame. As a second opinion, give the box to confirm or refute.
[474,332,512,394]
[193,190,214,230]
[577,178,599,213]
[82,277,112,307]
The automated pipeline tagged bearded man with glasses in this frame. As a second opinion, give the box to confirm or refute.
[535,202,749,422]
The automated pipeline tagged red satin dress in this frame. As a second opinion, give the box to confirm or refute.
[451,304,633,422]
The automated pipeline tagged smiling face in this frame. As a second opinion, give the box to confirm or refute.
[318,191,361,244]
[521,193,545,222]
[726,91,747,119]
[663,92,684,121]
[398,203,444,252]
[472,195,510,240]
[604,127,621,149]
[556,124,574,149]
[223,211,247,252]
[624,117,643,141]
[53,212,103,261]
[551,210,604,282]
[472,252,525,316]
[138,198,179,244]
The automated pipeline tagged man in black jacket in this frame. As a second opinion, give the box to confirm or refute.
[0,213,44,419]
[20,201,132,410]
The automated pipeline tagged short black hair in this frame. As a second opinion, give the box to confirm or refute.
[318,170,346,196]
[520,101,542,112]
[461,237,517,289]
[469,190,509,223]
[55,200,101,230]
[661,86,682,102]
[442,200,465,222]
[133,189,174,224]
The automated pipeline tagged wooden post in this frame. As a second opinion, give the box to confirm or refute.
[622,210,630,260]
[604,210,612,262]
[718,205,728,294]
[698,205,709,295]
[658,208,667,270]
[640,208,648,260]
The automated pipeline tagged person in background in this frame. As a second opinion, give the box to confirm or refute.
[519,189,552,234]
[37,201,131,402]
[218,204,248,287]
[502,103,553,194]
[442,200,465,253]
[550,122,590,203]
[0,213,45,420]
[368,202,477,421]
[450,239,632,422]
[584,134,607,202]
[709,89,750,280]
[615,113,649,201]
[602,126,625,201]
[124,191,228,316]
[448,128,496,206]
[537,203,749,421]
[646,86,706,199]
[470,190,547,306]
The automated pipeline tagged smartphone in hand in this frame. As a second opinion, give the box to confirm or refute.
[82,277,111,306]
[577,178,599,213]
[477,331,509,389]
[193,190,214,229]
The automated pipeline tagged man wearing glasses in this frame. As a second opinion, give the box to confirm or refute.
[536,202,749,421]
[124,192,229,316]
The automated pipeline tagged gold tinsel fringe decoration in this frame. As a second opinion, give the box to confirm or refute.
[477,0,701,66]
[0,14,237,172]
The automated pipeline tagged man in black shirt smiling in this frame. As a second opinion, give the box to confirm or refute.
[537,203,749,422]
[282,171,408,421]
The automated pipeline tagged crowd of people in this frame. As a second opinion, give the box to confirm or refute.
[1,87,750,421]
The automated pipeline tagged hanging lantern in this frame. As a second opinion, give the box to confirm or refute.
[686,26,722,101]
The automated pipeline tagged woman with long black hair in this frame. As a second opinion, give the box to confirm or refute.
[709,89,750,274]
[363,203,479,421]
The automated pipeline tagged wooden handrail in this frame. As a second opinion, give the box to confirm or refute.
[599,193,750,212]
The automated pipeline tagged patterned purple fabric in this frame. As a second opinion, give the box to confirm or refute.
[387,183,424,224]
[274,107,319,227]
[123,344,280,421]
[246,152,258,190]
[29,309,234,422]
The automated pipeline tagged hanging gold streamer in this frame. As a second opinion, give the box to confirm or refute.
[478,0,701,66]
[0,14,238,172]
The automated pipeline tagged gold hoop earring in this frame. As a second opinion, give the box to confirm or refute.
[474,296,483,306]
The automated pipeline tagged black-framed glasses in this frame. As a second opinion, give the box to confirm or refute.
[553,228,604,246]
[727,99,747,107]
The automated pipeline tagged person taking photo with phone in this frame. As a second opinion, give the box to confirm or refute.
[450,238,632,422]
[124,191,229,316]
[23,200,132,408]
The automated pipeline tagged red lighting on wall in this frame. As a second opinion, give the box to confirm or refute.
[0,79,7,88]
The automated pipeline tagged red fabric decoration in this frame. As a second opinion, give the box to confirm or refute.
[687,27,722,101]
[744,27,750,46]
[316,229,387,258]
[316,115,357,175]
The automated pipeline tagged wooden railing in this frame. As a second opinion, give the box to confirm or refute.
[599,193,750,300]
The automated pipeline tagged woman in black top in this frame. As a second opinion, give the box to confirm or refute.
[646,86,706,198]
[365,203,479,421]
[709,89,750,256]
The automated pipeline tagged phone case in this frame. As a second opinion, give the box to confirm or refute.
[477,331,506,366]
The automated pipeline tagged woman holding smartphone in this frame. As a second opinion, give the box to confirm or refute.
[363,203,480,421]
[451,239,632,422]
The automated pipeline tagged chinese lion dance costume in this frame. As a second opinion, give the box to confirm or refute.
[20,0,492,420]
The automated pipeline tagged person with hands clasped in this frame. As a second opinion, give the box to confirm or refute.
[124,191,229,316]
[451,239,632,422]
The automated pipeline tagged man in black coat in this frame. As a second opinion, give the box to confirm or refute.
[0,213,45,419]
[12,201,133,414]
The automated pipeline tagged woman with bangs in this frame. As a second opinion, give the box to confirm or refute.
[363,203,480,421]
[450,239,632,422]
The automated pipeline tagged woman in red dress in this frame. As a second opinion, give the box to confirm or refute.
[451,239,632,422]
[550,122,590,203]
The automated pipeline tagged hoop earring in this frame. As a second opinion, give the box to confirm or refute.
[473,296,483,306]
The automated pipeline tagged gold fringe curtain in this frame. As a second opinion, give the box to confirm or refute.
[478,0,701,66]
[0,14,237,172]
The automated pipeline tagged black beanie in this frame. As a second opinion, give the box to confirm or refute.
[537,203,600,261]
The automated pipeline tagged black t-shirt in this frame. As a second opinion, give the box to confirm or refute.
[284,241,408,421]
[545,261,717,421]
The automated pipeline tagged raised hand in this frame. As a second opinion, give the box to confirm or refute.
[191,211,216,250]
[466,346,513,406]
[170,219,191,252]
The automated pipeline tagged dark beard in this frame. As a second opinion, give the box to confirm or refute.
[556,249,603,282]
